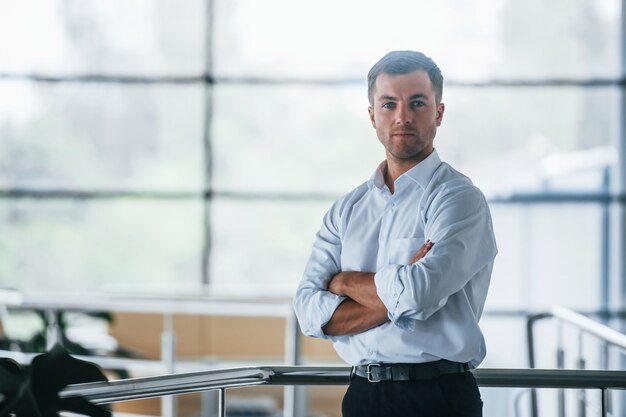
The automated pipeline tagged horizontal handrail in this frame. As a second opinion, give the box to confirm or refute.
[63,367,273,404]
[0,289,294,317]
[60,366,626,405]
[551,305,626,350]
[0,348,239,375]
[472,368,626,388]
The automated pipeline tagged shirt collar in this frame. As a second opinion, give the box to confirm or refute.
[369,160,388,190]
[368,149,442,191]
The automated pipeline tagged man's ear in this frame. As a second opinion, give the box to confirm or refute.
[436,102,445,126]
[368,106,376,128]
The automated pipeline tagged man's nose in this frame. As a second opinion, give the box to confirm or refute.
[395,106,412,125]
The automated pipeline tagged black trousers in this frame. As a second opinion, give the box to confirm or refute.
[342,371,483,417]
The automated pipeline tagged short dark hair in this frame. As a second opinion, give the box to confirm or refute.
[367,50,443,104]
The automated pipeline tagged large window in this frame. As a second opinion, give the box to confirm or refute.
[0,0,621,309]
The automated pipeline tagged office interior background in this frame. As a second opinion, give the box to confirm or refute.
[1,0,626,416]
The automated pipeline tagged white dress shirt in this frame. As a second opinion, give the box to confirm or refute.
[293,150,497,367]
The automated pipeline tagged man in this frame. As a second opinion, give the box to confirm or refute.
[293,50,497,417]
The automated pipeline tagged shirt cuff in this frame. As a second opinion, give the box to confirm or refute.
[374,265,414,331]
[300,293,347,340]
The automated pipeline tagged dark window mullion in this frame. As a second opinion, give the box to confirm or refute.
[201,0,216,286]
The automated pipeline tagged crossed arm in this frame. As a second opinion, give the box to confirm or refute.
[322,240,433,336]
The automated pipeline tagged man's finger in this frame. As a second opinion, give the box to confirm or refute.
[410,240,433,264]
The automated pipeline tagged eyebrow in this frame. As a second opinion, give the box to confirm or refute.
[378,93,430,101]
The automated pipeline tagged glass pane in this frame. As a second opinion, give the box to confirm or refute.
[481,387,532,417]
[480,316,534,415]
[481,387,606,417]
[0,80,205,191]
[0,0,206,75]
[212,84,618,195]
[439,86,619,194]
[211,84,379,195]
[0,199,203,293]
[211,202,603,308]
[488,203,602,310]
[481,315,528,367]
[214,0,620,80]
[209,199,331,296]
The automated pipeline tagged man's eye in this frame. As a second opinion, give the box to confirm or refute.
[382,102,395,109]
[411,101,425,108]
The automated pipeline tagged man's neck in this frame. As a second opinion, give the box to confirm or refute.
[384,149,434,193]
[384,160,418,194]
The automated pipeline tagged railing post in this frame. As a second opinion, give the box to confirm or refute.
[218,388,225,417]
[161,312,177,417]
[601,342,612,415]
[601,388,608,417]
[577,330,586,417]
[284,311,306,417]
[557,320,565,417]
[526,312,552,417]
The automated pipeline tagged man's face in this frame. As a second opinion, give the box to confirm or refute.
[368,70,445,164]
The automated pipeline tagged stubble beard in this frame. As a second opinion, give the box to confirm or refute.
[385,135,432,163]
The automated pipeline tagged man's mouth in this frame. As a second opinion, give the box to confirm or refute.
[392,132,415,138]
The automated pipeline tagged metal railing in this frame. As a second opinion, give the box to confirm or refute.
[0,289,302,417]
[527,306,626,417]
[5,294,626,417]
[59,366,626,417]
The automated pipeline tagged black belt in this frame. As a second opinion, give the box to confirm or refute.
[353,360,469,382]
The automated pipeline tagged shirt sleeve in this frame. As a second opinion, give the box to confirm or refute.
[293,200,347,341]
[374,182,497,328]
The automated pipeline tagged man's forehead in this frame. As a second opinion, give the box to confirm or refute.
[373,71,434,99]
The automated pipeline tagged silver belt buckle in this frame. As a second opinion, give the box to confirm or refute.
[366,363,381,382]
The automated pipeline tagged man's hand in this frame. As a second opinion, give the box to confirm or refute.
[327,272,347,296]
[328,271,364,296]
[410,240,433,264]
